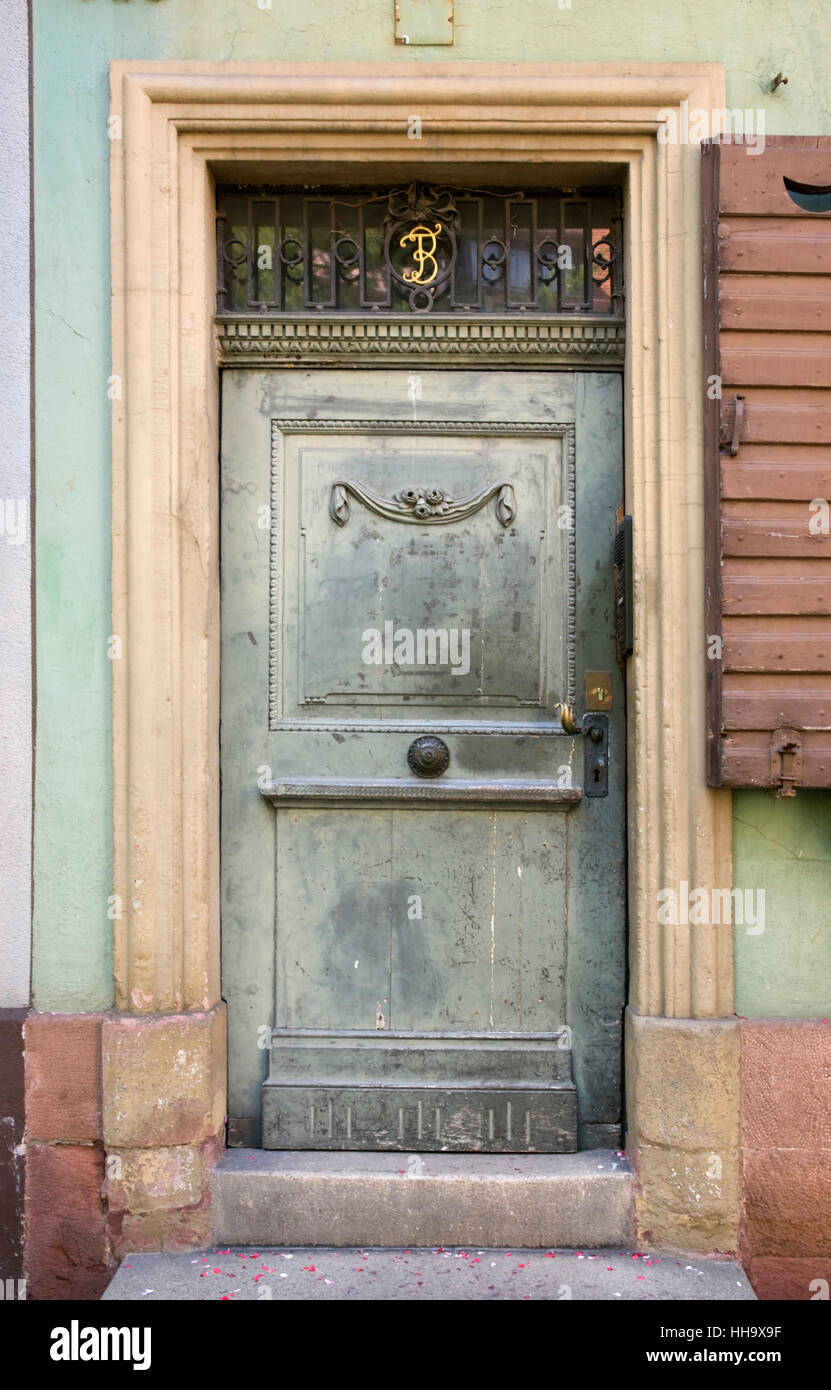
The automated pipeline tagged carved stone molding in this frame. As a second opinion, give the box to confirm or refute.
[216,313,626,368]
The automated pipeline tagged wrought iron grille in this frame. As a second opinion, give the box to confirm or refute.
[216,184,623,316]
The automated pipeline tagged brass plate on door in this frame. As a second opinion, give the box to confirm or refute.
[585,671,613,711]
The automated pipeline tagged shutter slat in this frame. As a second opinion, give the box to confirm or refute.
[720,222,831,274]
[720,273,831,331]
[723,448,831,499]
[722,331,831,387]
[724,616,831,672]
[723,558,831,616]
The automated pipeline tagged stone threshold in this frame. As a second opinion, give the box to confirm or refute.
[102,1245,755,1301]
[212,1148,635,1249]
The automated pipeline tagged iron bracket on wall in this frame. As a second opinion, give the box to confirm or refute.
[769,726,803,798]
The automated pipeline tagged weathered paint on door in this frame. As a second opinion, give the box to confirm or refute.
[221,370,625,1151]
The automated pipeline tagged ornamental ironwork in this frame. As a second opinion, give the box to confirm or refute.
[216,183,623,316]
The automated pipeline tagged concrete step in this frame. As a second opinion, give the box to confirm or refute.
[102,1246,756,1301]
[212,1148,634,1248]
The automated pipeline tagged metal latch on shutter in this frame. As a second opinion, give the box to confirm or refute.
[769,726,803,797]
[720,394,745,456]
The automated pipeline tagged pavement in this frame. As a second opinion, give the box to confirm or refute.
[102,1246,756,1300]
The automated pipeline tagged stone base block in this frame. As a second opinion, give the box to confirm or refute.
[0,1009,27,1284]
[25,1012,103,1141]
[741,1019,831,1281]
[625,1009,741,1253]
[102,1005,226,1148]
[25,1143,113,1300]
[746,1257,831,1301]
[22,1005,227,1296]
[106,1134,223,1257]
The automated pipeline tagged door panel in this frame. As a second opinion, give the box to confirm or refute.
[275,807,568,1032]
[220,369,625,1152]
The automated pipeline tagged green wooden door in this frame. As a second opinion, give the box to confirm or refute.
[221,369,625,1152]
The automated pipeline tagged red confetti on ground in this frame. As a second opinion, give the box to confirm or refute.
[544,1252,556,1259]
[212,1268,221,1273]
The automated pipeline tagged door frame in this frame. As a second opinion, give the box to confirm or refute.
[107,60,738,1242]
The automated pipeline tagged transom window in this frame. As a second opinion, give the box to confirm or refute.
[216,184,623,317]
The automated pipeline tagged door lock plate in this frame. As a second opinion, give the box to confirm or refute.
[584,714,609,797]
[585,671,613,711]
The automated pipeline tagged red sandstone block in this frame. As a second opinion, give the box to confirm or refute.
[743,1148,831,1258]
[747,1256,831,1301]
[25,1143,113,1300]
[25,1013,102,1142]
[741,1019,831,1151]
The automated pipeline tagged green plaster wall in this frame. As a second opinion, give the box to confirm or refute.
[733,793,831,1019]
[32,0,831,1011]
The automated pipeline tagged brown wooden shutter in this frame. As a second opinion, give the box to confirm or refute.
[703,136,831,792]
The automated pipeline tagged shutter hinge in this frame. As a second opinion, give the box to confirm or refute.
[769,726,803,797]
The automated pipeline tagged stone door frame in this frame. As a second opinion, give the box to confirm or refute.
[108,60,738,1248]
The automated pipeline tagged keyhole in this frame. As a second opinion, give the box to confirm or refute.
[593,766,601,783]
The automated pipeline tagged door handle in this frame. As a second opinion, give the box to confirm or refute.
[556,703,604,740]
[556,702,584,735]
[555,704,609,797]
